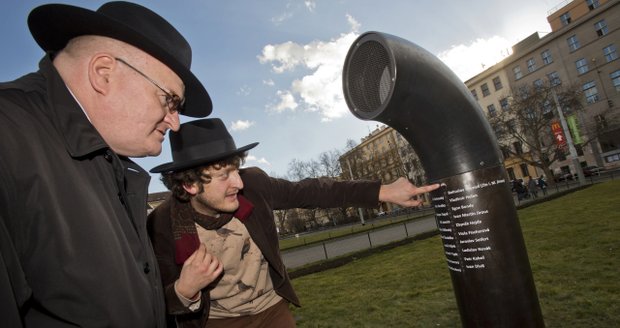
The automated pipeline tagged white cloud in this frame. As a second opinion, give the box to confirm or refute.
[437,36,513,81]
[246,155,271,166]
[304,1,316,12]
[267,90,298,113]
[237,85,252,96]
[258,15,361,121]
[271,1,315,25]
[263,79,275,86]
[346,14,360,33]
[230,120,255,131]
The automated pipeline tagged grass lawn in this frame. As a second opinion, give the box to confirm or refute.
[290,180,620,327]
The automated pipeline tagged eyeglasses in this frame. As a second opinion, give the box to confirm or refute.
[115,57,184,114]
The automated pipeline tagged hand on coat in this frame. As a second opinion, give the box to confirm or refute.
[379,177,440,208]
[176,243,223,300]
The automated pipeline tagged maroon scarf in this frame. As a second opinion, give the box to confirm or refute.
[171,195,254,265]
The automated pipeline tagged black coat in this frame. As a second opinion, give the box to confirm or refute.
[0,56,166,327]
[148,167,381,327]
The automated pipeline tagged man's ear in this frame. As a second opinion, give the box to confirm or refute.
[88,54,115,95]
[183,182,200,196]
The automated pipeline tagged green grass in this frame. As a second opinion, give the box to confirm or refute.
[290,180,620,327]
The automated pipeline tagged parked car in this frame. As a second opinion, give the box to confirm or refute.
[554,172,574,182]
[583,165,603,177]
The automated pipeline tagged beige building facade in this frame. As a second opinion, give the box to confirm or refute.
[466,0,619,180]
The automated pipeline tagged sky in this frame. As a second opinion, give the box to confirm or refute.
[0,0,559,193]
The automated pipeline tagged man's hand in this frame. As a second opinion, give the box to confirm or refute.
[175,243,223,300]
[379,177,440,207]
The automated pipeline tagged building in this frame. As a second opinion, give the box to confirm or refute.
[466,0,620,180]
[339,124,428,214]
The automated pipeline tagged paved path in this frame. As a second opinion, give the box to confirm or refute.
[282,215,437,269]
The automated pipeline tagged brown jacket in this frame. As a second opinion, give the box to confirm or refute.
[147,166,380,327]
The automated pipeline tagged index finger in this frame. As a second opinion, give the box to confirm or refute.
[417,183,441,193]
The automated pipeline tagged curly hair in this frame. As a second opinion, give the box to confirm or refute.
[161,154,246,202]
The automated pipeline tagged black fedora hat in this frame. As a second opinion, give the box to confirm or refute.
[150,118,258,173]
[27,1,211,118]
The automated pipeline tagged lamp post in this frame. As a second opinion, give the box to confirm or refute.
[551,88,586,184]
[346,157,365,225]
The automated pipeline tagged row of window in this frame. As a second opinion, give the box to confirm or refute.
[583,69,620,104]
[513,42,617,82]
[513,15,613,81]
[471,76,504,100]
[567,17,608,52]
[486,69,620,118]
[560,0,601,27]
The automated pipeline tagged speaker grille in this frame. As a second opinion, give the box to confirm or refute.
[345,40,393,113]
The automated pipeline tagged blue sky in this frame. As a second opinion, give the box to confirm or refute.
[0,0,558,193]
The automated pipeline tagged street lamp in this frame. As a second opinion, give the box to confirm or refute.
[551,88,586,184]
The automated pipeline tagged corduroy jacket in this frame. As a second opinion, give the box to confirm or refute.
[148,166,381,327]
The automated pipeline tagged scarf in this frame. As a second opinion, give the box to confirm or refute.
[171,195,254,265]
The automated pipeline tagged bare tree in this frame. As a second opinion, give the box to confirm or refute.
[487,82,594,184]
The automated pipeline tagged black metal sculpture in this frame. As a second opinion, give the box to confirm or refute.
[342,31,544,327]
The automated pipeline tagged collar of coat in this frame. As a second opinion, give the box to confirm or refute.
[38,54,111,158]
[172,195,254,265]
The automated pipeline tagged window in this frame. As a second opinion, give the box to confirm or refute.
[582,81,599,104]
[560,12,571,26]
[534,79,543,88]
[470,89,478,100]
[507,119,517,133]
[611,70,620,91]
[481,83,490,97]
[492,76,503,91]
[527,58,537,72]
[576,58,589,74]
[547,71,561,86]
[542,99,554,116]
[595,114,607,130]
[595,20,608,37]
[499,97,509,111]
[487,104,497,117]
[507,167,516,181]
[587,0,600,10]
[541,50,553,65]
[513,141,523,154]
[567,35,580,51]
[520,163,530,177]
[603,44,618,62]
[513,66,523,80]
[606,153,620,164]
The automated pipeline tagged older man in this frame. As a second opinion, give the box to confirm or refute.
[0,2,210,326]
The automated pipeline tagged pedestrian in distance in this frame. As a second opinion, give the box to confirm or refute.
[0,2,211,326]
[527,176,539,199]
[147,118,440,327]
[537,175,548,196]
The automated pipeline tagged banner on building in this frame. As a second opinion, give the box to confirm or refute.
[551,121,567,149]
[567,115,582,144]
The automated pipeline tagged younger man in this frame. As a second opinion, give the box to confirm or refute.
[148,118,439,327]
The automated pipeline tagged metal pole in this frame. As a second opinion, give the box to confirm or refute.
[346,158,365,225]
[552,89,586,184]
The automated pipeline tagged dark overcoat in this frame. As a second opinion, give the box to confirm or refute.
[0,56,166,327]
[148,167,380,327]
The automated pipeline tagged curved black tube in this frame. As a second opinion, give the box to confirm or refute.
[343,32,502,182]
[343,31,544,327]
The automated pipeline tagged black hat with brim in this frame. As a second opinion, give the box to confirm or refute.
[28,1,211,118]
[150,118,258,173]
